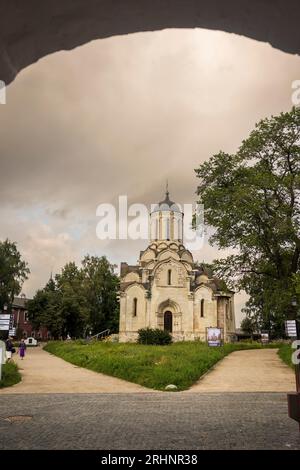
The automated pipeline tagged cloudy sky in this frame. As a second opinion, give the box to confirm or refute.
[1,28,299,325]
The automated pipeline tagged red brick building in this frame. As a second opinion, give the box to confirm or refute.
[11,296,49,340]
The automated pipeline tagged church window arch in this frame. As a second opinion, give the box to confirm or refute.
[168,269,172,285]
[133,297,137,317]
[200,299,205,318]
[166,218,170,240]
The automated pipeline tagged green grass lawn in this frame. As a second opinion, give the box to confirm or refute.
[277,343,297,369]
[0,362,21,388]
[44,340,280,391]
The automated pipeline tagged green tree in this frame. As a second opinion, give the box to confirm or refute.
[28,255,119,339]
[195,107,300,336]
[82,255,119,334]
[240,316,257,338]
[0,239,30,311]
[293,273,300,296]
[55,262,89,338]
[27,278,63,339]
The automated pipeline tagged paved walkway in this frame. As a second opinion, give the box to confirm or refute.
[0,347,298,450]
[0,346,295,394]
[1,393,299,449]
[188,349,295,392]
[0,346,150,393]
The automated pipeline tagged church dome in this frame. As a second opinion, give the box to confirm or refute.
[152,190,182,213]
[150,187,183,242]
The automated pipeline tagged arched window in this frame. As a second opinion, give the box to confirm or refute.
[164,311,173,333]
[166,218,170,240]
[157,215,160,240]
[133,297,137,317]
[168,269,172,285]
[200,299,204,318]
[151,218,156,240]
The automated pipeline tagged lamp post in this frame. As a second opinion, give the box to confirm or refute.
[287,297,300,430]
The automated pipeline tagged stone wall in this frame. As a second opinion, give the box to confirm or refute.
[1,1,298,86]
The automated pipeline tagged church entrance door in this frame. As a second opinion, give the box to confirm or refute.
[164,311,173,333]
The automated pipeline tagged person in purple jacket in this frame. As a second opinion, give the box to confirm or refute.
[18,339,26,360]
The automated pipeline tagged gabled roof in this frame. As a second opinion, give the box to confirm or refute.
[12,297,30,309]
[120,262,140,277]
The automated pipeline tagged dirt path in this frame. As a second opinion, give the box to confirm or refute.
[188,349,295,392]
[0,346,152,393]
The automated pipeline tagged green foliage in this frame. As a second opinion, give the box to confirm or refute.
[195,108,300,336]
[238,338,256,344]
[0,362,21,388]
[293,273,300,297]
[277,343,294,369]
[27,255,119,339]
[240,316,257,336]
[82,255,119,334]
[27,279,62,338]
[0,239,29,311]
[138,328,172,345]
[56,262,89,338]
[44,340,281,391]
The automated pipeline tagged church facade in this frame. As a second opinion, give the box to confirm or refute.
[119,190,236,342]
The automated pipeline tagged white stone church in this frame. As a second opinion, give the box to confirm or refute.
[119,190,236,342]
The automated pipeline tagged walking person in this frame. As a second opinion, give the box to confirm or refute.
[5,336,14,362]
[18,339,27,360]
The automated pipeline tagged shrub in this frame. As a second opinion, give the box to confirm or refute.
[238,338,256,344]
[0,362,21,388]
[137,328,172,345]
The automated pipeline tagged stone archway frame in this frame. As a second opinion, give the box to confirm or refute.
[123,281,147,295]
[156,298,182,332]
[122,282,148,321]
[193,283,214,298]
[152,257,190,288]
[1,1,299,86]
